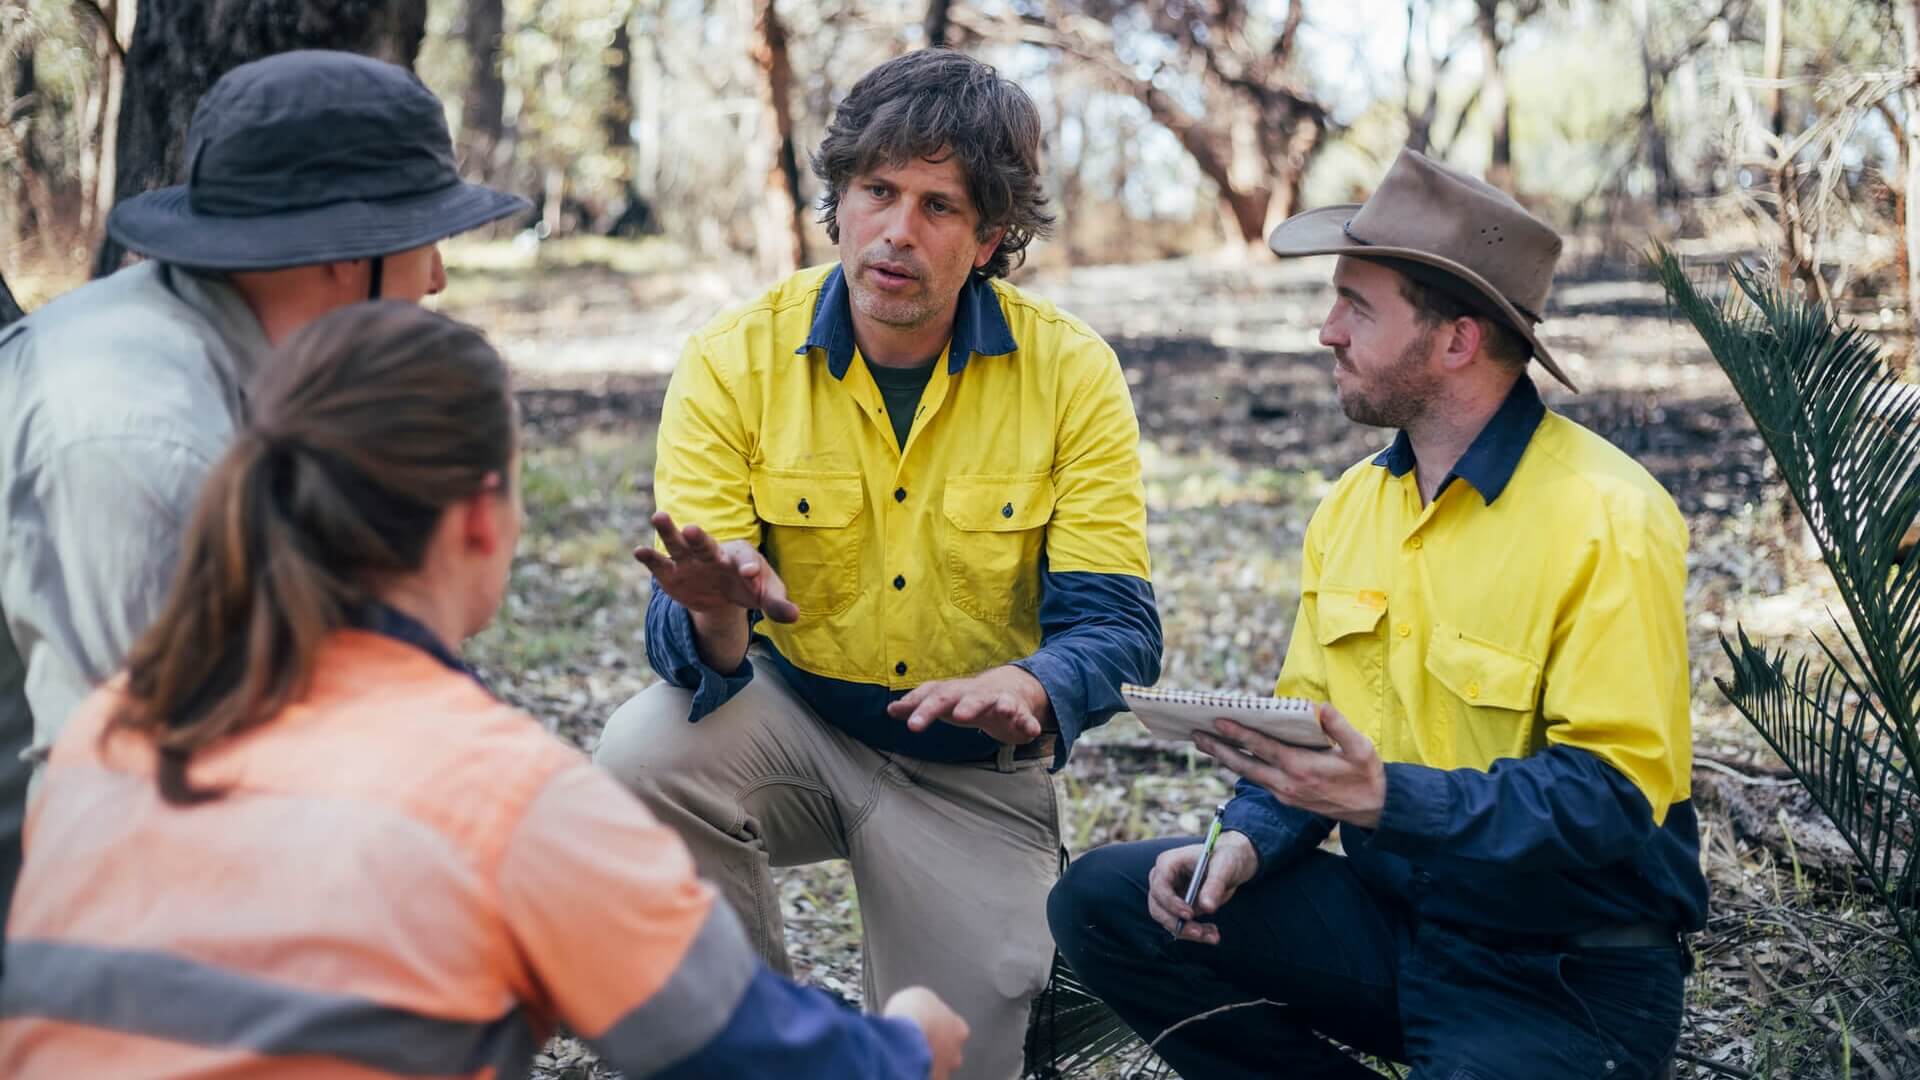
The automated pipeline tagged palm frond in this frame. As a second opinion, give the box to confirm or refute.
[1655,246,1920,965]
[1024,953,1174,1079]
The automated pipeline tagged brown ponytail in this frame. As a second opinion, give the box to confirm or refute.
[105,301,514,804]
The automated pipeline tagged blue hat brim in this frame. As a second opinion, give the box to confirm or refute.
[107,180,531,271]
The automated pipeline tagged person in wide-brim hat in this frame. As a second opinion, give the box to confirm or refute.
[1049,147,1707,1080]
[0,49,530,951]
[108,49,527,278]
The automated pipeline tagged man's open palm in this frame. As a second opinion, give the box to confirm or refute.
[634,511,800,623]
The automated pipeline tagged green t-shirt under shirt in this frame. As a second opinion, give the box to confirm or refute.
[866,356,939,450]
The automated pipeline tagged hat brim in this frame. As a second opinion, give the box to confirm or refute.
[1267,204,1577,393]
[107,181,532,272]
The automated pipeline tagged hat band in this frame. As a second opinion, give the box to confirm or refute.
[1342,220,1543,325]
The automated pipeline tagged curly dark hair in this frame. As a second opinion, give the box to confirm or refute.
[811,49,1055,280]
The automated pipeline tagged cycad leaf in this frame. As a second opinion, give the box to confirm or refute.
[1659,245,1920,965]
[1024,953,1173,1078]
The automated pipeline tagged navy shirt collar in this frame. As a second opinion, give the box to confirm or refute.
[1372,376,1546,504]
[795,265,1018,378]
[353,602,488,689]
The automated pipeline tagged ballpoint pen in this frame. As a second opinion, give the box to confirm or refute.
[1172,803,1228,937]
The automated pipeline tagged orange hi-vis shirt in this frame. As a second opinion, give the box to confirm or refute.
[0,628,929,1078]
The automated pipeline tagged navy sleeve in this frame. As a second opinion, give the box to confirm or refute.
[1010,561,1162,771]
[1366,744,1660,872]
[1219,779,1336,877]
[643,584,755,723]
[620,965,932,1079]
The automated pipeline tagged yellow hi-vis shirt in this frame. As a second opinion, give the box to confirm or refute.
[646,264,1159,764]
[1278,386,1693,820]
[1231,379,1707,933]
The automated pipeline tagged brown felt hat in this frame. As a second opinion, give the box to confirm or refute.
[1267,148,1576,392]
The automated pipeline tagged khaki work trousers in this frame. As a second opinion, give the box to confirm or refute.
[594,649,1061,1080]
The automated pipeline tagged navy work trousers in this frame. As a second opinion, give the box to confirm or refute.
[1047,838,1687,1079]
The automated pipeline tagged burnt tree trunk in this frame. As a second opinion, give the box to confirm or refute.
[1474,0,1514,193]
[0,272,23,328]
[752,0,806,274]
[925,0,953,48]
[1899,1,1920,345]
[1632,0,1681,205]
[461,0,508,183]
[92,0,429,278]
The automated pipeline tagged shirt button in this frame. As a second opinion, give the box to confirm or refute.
[1408,535,1423,550]
[1465,681,1480,700]
[895,661,908,676]
[893,575,906,590]
[894,487,907,502]
[1001,502,1014,518]
[1396,623,1411,638]
[797,498,810,515]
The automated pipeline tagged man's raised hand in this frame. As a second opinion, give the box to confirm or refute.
[633,511,800,624]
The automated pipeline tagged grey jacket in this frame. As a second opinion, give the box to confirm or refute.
[0,260,269,930]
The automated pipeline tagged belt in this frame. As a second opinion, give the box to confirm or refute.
[986,734,1056,769]
[1436,919,1678,953]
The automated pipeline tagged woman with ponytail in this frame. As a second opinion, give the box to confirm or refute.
[0,302,967,1080]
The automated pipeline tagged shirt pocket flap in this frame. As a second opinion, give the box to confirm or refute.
[1315,588,1387,645]
[1425,625,1542,711]
[752,469,865,528]
[943,474,1056,532]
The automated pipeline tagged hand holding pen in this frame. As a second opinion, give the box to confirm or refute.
[1147,804,1261,945]
[1172,805,1226,937]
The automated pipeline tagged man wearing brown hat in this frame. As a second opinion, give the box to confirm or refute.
[1047,149,1708,1078]
[0,50,527,951]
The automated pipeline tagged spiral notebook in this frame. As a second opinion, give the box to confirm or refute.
[1120,685,1330,751]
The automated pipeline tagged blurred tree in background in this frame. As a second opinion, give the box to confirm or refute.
[0,0,1916,355]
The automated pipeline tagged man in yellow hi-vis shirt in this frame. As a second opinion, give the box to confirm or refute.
[1049,150,1709,1079]
[595,50,1161,1080]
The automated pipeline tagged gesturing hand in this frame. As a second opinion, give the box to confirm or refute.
[885,665,1052,746]
[633,511,800,624]
[1193,704,1387,829]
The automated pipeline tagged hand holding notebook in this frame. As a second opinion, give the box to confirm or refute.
[1120,684,1330,753]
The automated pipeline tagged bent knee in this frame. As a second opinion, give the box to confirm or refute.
[1049,842,1156,949]
[592,681,698,786]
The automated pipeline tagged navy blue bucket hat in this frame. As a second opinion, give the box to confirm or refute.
[108,50,529,271]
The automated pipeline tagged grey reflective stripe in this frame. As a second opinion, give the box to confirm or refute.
[595,902,759,1078]
[2,939,536,1077]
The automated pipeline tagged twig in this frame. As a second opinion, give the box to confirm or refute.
[1145,997,1284,1052]
[1697,756,1801,787]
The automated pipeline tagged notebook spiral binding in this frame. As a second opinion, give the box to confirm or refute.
[1120,684,1316,717]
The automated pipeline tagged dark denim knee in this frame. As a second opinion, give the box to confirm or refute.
[1049,839,1179,965]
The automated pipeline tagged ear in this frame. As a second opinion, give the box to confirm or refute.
[973,226,1007,271]
[320,259,371,302]
[1438,315,1485,373]
[458,471,507,556]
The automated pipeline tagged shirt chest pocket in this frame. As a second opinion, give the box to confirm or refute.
[1313,588,1388,726]
[1424,623,1543,765]
[943,474,1055,623]
[752,469,865,617]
